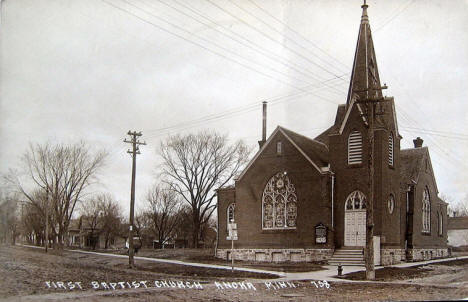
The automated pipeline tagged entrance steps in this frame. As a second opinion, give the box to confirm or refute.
[328,248,364,266]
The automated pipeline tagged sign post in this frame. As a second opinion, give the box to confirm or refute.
[227,220,238,272]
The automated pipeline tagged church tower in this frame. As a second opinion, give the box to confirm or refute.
[326,1,402,250]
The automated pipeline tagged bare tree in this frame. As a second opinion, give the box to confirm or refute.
[172,205,192,248]
[442,193,468,217]
[145,185,180,248]
[97,194,123,249]
[6,141,107,248]
[159,131,250,247]
[80,197,102,250]
[19,189,50,246]
[0,190,19,245]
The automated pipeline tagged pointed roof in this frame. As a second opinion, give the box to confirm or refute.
[346,1,383,106]
[400,146,439,193]
[236,126,329,181]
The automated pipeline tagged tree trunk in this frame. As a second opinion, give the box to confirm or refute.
[192,212,200,248]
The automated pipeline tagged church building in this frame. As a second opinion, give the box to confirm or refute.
[216,3,448,266]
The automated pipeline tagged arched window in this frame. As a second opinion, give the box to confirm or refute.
[422,188,431,233]
[348,130,363,165]
[388,132,394,166]
[388,194,395,214]
[262,172,297,229]
[227,203,235,228]
[345,191,366,211]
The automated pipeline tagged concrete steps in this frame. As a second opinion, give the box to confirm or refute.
[328,248,364,266]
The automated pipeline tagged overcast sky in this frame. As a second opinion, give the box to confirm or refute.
[1,0,467,215]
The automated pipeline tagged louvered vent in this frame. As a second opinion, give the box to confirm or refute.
[348,130,363,164]
[388,133,394,166]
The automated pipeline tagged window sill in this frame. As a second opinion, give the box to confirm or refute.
[421,232,431,236]
[261,228,297,234]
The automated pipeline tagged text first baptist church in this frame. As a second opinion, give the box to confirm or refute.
[216,3,448,266]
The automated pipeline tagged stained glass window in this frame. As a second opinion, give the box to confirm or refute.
[262,172,297,229]
[422,188,431,233]
[227,203,235,229]
[345,191,367,211]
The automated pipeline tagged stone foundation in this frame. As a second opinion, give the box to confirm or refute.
[407,248,449,261]
[380,248,406,266]
[216,248,334,262]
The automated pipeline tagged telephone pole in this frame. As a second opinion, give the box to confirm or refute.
[124,130,146,268]
[356,86,389,280]
[45,188,49,253]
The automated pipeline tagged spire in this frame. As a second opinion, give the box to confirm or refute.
[361,0,369,24]
[346,1,383,106]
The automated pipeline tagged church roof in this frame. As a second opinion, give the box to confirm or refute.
[400,147,427,184]
[280,127,329,167]
[236,126,330,181]
[400,146,438,193]
[314,104,347,145]
[346,1,383,106]
[320,3,400,140]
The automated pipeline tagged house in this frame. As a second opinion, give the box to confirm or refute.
[67,217,126,250]
[216,2,448,266]
[447,217,468,247]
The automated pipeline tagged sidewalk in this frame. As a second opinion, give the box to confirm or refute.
[281,255,468,282]
[19,244,468,282]
[19,244,286,277]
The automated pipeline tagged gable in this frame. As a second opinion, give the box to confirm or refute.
[338,97,368,135]
[236,126,329,181]
[400,147,438,193]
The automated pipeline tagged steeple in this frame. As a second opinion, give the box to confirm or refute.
[346,1,383,106]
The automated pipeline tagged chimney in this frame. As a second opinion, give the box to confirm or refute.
[258,101,267,149]
[413,137,423,148]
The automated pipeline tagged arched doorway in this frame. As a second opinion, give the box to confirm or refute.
[344,191,367,247]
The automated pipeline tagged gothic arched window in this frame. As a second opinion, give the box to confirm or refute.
[388,132,394,166]
[227,203,235,228]
[345,191,367,211]
[422,188,431,233]
[438,212,443,236]
[262,172,297,229]
[348,130,363,165]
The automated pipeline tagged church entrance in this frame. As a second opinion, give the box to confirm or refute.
[344,191,367,247]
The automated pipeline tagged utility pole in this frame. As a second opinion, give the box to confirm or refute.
[124,130,146,268]
[45,189,49,253]
[356,86,389,280]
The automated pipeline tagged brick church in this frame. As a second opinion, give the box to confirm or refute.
[216,3,448,266]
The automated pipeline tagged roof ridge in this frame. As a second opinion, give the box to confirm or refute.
[279,126,329,150]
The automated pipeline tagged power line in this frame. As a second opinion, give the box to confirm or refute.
[121,0,323,89]
[226,0,346,79]
[145,0,350,88]
[374,0,414,31]
[397,107,468,169]
[100,0,312,92]
[246,0,350,72]
[144,78,345,137]
[203,0,347,95]
[400,127,468,139]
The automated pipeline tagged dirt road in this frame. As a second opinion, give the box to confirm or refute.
[1,245,467,301]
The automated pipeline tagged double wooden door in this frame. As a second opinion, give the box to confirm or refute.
[344,210,366,246]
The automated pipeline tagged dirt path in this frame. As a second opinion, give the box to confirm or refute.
[1,245,468,301]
